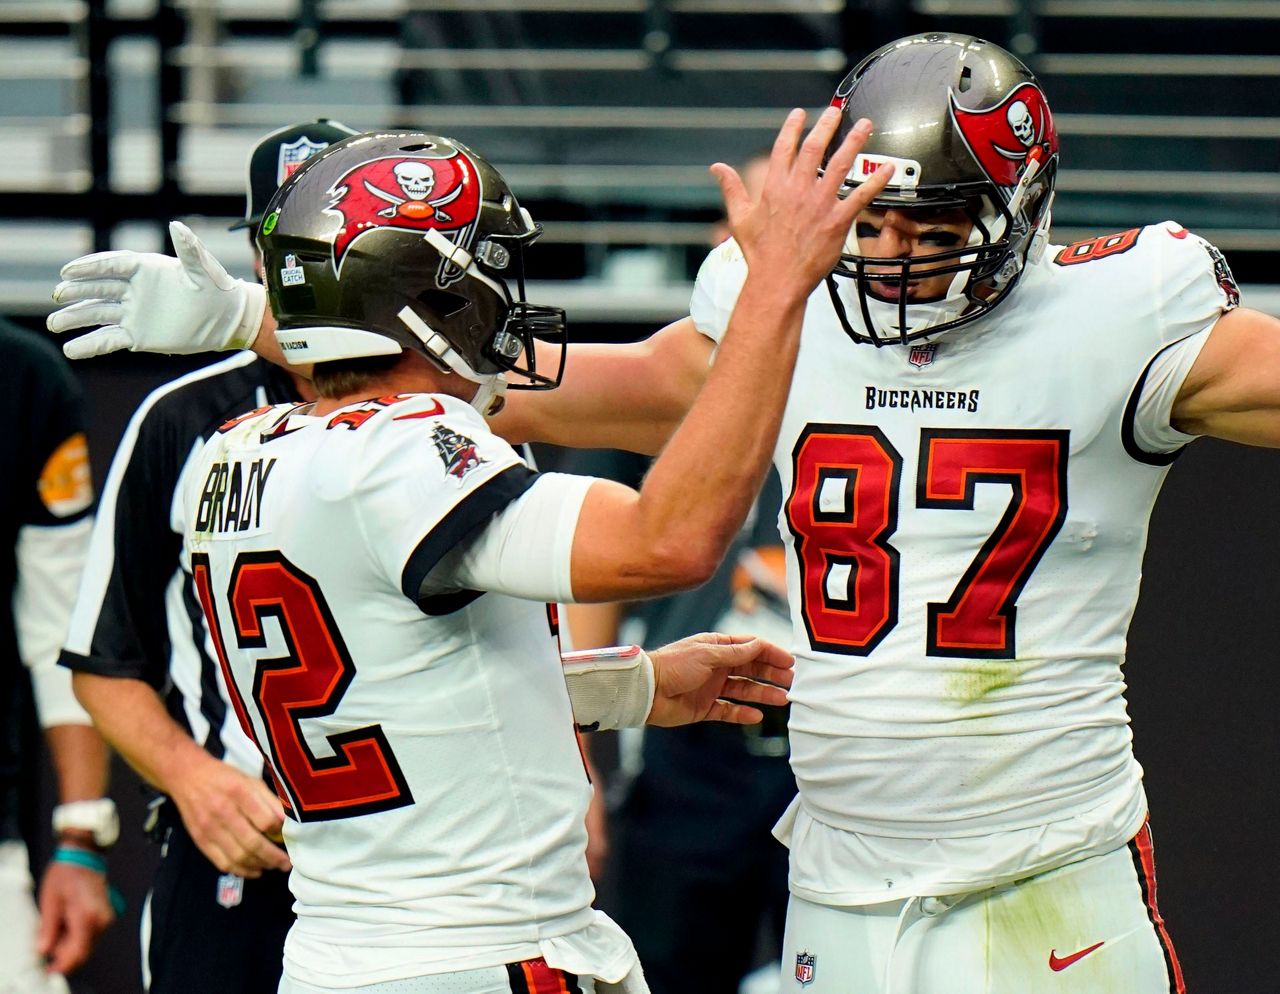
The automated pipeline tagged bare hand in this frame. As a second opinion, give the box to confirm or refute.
[171,754,291,878]
[710,107,892,296]
[35,860,115,975]
[647,632,794,727]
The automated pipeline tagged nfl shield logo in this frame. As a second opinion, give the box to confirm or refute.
[908,343,937,368]
[795,951,816,986]
[215,872,244,909]
[277,136,331,184]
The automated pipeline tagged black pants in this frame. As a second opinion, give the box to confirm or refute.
[144,807,294,994]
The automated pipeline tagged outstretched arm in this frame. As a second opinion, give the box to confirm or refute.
[1171,307,1280,446]
[490,319,713,455]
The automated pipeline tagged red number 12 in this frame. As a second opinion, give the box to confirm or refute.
[193,551,412,821]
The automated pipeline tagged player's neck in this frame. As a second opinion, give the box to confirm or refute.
[311,356,476,416]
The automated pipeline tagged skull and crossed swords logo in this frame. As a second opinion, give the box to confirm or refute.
[951,82,1057,188]
[323,151,482,279]
[363,160,465,223]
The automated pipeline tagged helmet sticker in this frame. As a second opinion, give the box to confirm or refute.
[323,153,481,279]
[951,82,1057,188]
[276,136,331,185]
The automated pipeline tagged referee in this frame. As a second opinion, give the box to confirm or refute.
[59,120,354,994]
[1,317,114,992]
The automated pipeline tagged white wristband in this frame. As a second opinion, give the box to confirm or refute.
[561,646,656,731]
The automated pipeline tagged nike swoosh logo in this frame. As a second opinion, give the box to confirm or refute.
[1049,941,1105,972]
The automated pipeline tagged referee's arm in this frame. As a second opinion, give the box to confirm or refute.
[61,389,289,879]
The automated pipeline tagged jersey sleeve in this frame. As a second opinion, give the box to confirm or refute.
[1153,222,1240,343]
[9,332,95,724]
[21,342,93,528]
[357,396,540,606]
[430,472,596,604]
[60,387,193,687]
[689,237,749,347]
[1124,223,1241,461]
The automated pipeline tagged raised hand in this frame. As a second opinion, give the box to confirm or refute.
[646,632,794,727]
[47,221,266,359]
[710,107,892,295]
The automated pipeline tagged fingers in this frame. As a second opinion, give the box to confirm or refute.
[46,907,94,975]
[734,635,795,669]
[711,162,750,229]
[171,220,234,291]
[231,830,292,877]
[795,105,844,176]
[706,699,764,726]
[767,107,807,179]
[46,298,123,334]
[243,776,287,833]
[186,776,292,878]
[51,278,129,306]
[683,633,795,683]
[840,157,895,218]
[171,217,206,278]
[821,116,873,197]
[721,675,790,708]
[62,327,131,360]
[34,883,63,956]
[59,249,141,283]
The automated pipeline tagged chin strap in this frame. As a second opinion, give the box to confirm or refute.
[396,306,508,416]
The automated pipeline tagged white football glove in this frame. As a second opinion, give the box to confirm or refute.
[47,221,266,359]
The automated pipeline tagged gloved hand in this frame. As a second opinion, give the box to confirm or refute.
[47,221,266,359]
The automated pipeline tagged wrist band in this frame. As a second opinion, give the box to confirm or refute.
[52,846,107,875]
[52,848,126,914]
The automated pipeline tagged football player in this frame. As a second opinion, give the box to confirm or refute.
[50,109,885,993]
[47,32,1277,993]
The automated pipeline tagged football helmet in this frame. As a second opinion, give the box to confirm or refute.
[257,131,565,413]
[825,33,1059,346]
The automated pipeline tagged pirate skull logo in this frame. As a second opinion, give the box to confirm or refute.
[322,151,482,283]
[1007,100,1036,147]
[951,82,1058,188]
[393,161,435,200]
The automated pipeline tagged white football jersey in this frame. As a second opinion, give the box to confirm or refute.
[691,222,1239,902]
[181,392,619,985]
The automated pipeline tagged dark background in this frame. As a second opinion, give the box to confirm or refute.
[20,332,1279,994]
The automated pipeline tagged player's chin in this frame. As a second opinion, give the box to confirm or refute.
[865,282,946,304]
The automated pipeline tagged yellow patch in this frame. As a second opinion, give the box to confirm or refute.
[945,660,1026,703]
[37,431,93,517]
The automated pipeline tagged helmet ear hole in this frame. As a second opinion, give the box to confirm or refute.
[416,287,471,318]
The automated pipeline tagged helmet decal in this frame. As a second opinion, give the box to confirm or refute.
[951,82,1057,188]
[324,153,481,282]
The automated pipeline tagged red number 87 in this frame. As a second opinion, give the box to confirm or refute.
[786,425,1069,659]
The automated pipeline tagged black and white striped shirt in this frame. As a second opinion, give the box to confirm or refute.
[60,352,299,776]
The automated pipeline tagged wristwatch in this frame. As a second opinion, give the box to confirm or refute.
[52,799,120,849]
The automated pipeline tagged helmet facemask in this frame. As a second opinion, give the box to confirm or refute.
[828,155,1053,347]
[409,216,567,414]
[822,33,1060,348]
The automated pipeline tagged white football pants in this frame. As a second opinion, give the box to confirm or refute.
[278,963,649,994]
[779,824,1184,994]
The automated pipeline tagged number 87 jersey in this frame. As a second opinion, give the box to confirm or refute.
[691,221,1240,896]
